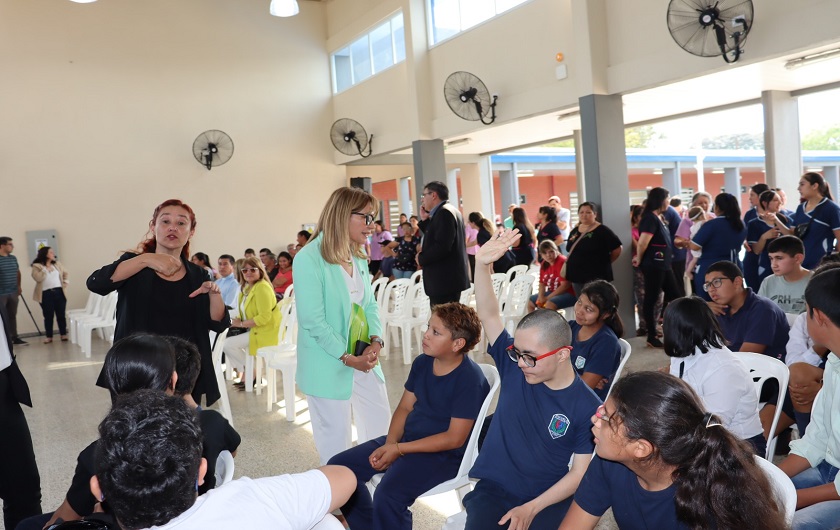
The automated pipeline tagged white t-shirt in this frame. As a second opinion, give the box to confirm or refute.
[669,345,763,440]
[145,470,332,530]
[341,261,365,305]
[556,208,572,239]
[689,220,705,259]
[41,268,62,290]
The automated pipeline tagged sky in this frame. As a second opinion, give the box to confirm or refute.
[649,88,840,150]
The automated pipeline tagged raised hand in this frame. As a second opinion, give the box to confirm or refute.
[476,228,521,266]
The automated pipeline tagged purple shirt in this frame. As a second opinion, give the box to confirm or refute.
[369,231,393,261]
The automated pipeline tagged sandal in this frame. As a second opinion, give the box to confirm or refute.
[60,335,69,342]
[43,338,53,344]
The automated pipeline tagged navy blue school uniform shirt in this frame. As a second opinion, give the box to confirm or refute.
[469,329,600,501]
[793,198,840,269]
[568,321,621,400]
[691,217,747,297]
[663,206,686,263]
[638,211,673,269]
[716,289,790,361]
[746,216,792,286]
[403,353,489,458]
[574,455,687,530]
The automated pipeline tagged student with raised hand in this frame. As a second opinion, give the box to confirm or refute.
[778,265,840,529]
[663,296,766,456]
[91,390,354,530]
[327,303,489,530]
[466,229,600,530]
[560,371,787,530]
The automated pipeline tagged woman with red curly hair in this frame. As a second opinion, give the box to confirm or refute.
[87,199,230,405]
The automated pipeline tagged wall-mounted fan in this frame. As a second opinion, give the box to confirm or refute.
[330,118,373,158]
[666,0,753,64]
[192,130,234,170]
[444,71,498,125]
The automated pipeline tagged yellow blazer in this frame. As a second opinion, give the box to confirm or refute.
[31,261,69,303]
[236,279,280,356]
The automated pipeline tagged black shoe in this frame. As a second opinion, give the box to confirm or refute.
[13,338,28,346]
[646,337,664,348]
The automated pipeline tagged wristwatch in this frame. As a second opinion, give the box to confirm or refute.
[371,337,385,348]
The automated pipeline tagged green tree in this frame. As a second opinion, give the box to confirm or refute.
[625,125,661,148]
[802,126,840,150]
[701,133,764,150]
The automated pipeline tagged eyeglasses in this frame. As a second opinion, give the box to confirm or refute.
[506,344,572,367]
[241,268,259,274]
[594,404,614,424]
[702,277,733,292]
[352,212,375,225]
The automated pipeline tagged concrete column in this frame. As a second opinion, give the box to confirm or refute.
[724,167,741,197]
[478,155,496,220]
[398,177,412,216]
[824,166,840,202]
[695,150,706,194]
[578,93,633,337]
[412,139,447,209]
[499,164,520,211]
[762,90,802,195]
[446,168,460,209]
[662,166,682,195]
[573,129,586,202]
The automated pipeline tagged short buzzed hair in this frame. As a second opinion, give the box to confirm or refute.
[516,309,572,350]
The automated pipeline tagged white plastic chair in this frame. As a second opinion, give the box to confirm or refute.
[261,299,299,418]
[210,328,233,426]
[79,292,119,357]
[734,351,790,460]
[387,282,430,365]
[605,339,632,400]
[368,364,501,519]
[490,273,507,312]
[754,454,796,526]
[501,274,535,334]
[459,284,474,306]
[379,279,412,360]
[69,293,106,344]
[410,269,423,284]
[214,450,235,487]
[283,284,294,300]
[505,264,528,286]
[371,277,389,311]
[66,291,97,318]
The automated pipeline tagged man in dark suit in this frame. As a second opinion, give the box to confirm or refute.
[0,310,42,529]
[417,181,470,306]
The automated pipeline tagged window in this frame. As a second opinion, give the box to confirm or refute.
[331,12,406,94]
[429,0,529,45]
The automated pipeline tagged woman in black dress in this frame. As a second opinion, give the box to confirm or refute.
[87,199,230,405]
[564,202,623,294]
[510,207,537,266]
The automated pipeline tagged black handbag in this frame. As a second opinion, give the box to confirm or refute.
[794,202,824,240]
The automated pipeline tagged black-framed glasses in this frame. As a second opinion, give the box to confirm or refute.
[506,344,572,367]
[702,277,733,292]
[241,268,259,274]
[352,212,375,225]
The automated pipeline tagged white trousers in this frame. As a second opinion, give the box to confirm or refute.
[306,370,391,465]
[222,331,250,370]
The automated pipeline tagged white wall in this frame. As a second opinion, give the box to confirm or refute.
[0,0,344,333]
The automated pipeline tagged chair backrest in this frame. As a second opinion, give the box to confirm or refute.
[410,269,423,284]
[491,273,507,310]
[371,277,389,311]
[278,298,297,345]
[455,364,500,474]
[283,284,295,300]
[214,450,235,487]
[785,312,798,327]
[78,291,97,314]
[211,328,230,369]
[505,264,528,285]
[733,351,790,460]
[753,454,796,526]
[459,285,474,305]
[409,282,431,322]
[381,279,412,318]
[501,274,535,318]
[101,292,119,321]
[604,339,632,400]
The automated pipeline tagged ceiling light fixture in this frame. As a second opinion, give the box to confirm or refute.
[784,48,840,70]
[68,0,97,3]
[445,138,472,148]
[270,0,299,17]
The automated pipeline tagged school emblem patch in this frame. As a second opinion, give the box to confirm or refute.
[574,355,586,370]
[548,413,570,439]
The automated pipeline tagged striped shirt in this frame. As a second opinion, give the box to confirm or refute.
[0,254,19,295]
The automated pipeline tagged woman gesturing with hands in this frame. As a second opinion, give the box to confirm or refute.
[87,199,230,405]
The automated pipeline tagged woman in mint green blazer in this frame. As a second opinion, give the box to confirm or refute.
[294,187,391,464]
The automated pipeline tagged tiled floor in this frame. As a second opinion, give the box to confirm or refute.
[9,330,668,530]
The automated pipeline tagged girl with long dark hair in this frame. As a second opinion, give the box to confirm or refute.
[785,172,840,269]
[569,280,623,399]
[689,193,747,299]
[560,371,787,530]
[510,207,537,266]
[633,187,680,348]
[747,189,792,287]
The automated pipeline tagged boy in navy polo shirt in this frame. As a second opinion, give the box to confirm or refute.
[703,260,792,441]
[328,302,489,530]
[465,229,601,530]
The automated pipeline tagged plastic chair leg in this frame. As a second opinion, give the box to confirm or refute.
[256,356,263,395]
[401,324,412,365]
[245,356,254,392]
[281,366,296,422]
[266,367,276,413]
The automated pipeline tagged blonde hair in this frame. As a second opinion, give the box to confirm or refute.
[234,258,246,285]
[238,256,269,291]
[312,187,379,265]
